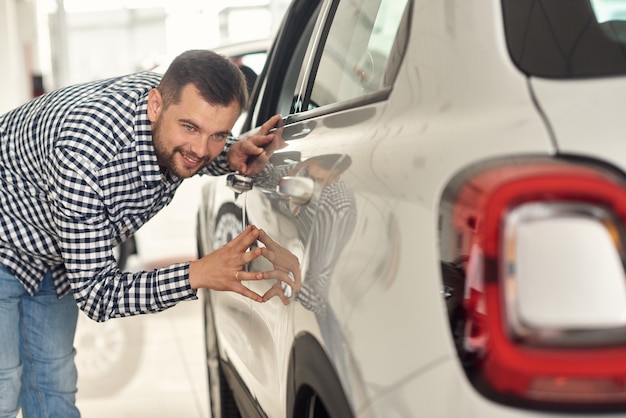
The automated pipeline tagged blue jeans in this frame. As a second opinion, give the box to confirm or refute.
[0,265,80,418]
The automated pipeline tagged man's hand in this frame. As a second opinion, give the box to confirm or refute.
[189,225,266,302]
[257,229,301,305]
[188,225,300,304]
[227,114,283,176]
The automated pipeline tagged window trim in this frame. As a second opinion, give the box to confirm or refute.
[247,0,413,131]
[301,0,413,114]
[244,0,329,130]
[286,88,391,126]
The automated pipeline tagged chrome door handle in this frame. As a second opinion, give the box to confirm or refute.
[290,127,311,139]
[277,176,315,205]
[226,173,253,193]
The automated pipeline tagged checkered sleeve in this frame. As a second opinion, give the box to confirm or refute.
[49,147,196,322]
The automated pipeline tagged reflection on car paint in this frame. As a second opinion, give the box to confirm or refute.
[254,151,360,393]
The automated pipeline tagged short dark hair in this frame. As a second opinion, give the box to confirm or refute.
[158,49,249,111]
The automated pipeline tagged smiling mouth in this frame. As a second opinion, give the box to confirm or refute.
[180,151,205,168]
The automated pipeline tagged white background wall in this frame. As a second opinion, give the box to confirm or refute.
[0,0,289,113]
[0,0,30,113]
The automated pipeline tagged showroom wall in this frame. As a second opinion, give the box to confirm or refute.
[0,0,289,114]
[0,0,33,113]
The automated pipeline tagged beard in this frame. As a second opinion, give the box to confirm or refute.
[152,119,211,178]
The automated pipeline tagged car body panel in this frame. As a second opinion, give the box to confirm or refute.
[196,0,626,416]
[237,0,556,410]
[531,77,626,167]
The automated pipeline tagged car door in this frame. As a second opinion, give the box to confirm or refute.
[234,1,327,415]
[238,0,412,415]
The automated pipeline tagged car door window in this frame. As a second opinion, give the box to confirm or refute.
[308,0,410,109]
[249,0,323,128]
[276,12,320,117]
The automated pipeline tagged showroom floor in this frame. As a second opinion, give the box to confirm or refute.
[75,255,210,418]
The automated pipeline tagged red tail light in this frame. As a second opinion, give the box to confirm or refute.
[442,158,626,410]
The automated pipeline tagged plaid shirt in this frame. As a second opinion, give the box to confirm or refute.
[0,72,234,321]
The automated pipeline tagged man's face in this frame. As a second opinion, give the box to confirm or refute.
[148,84,240,178]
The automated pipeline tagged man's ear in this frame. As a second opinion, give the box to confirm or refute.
[147,88,163,123]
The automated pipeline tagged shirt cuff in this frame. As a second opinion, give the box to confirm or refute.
[157,262,198,304]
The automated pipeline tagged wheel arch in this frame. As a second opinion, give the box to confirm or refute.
[287,332,355,418]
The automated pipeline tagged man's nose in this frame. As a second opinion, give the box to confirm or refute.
[190,138,209,159]
[207,140,226,160]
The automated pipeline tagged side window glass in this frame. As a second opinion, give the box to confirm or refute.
[237,52,267,75]
[309,0,409,109]
[250,1,322,126]
[276,13,319,117]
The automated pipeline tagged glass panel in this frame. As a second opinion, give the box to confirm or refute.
[502,0,626,77]
[250,1,322,126]
[591,0,626,23]
[309,0,409,108]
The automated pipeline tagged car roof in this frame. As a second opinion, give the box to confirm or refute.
[150,38,272,74]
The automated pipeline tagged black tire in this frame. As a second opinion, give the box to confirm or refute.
[203,290,241,418]
[298,390,331,418]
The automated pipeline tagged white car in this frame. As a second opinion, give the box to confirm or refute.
[196,0,626,417]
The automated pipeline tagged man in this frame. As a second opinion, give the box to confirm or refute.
[0,50,287,417]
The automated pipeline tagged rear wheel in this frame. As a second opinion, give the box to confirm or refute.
[113,236,137,270]
[289,335,355,418]
[299,390,331,418]
[74,314,143,398]
[203,291,241,418]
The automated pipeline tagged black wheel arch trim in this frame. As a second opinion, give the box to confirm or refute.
[287,332,355,418]
[214,331,354,418]
[220,359,268,418]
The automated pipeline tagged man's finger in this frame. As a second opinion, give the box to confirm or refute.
[233,284,264,303]
[259,114,283,135]
[261,269,293,285]
[257,229,276,247]
[234,270,263,282]
[247,132,275,148]
[241,247,263,265]
[261,283,291,305]
[226,225,259,252]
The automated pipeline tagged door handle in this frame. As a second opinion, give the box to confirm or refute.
[290,127,311,139]
[277,176,315,205]
[226,173,253,193]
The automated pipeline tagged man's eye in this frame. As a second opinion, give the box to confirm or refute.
[184,124,196,132]
[211,133,228,141]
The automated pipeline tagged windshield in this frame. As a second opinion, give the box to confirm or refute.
[502,0,626,78]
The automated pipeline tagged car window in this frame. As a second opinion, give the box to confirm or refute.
[307,0,410,109]
[249,0,323,127]
[235,52,267,75]
[502,0,626,77]
[276,12,320,117]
